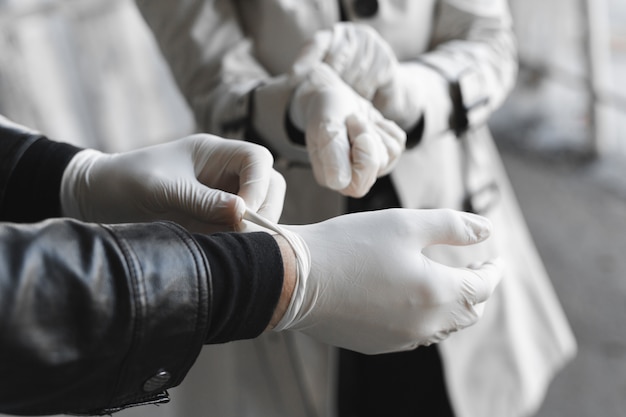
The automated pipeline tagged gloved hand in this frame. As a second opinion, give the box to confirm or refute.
[61,134,286,233]
[272,208,504,355]
[294,22,397,102]
[289,62,406,198]
[295,22,443,132]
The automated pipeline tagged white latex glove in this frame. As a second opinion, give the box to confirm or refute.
[295,22,397,102]
[272,208,504,355]
[61,134,286,233]
[296,22,434,132]
[289,62,406,198]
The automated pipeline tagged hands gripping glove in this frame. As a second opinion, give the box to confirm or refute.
[61,134,286,233]
[294,22,397,102]
[246,208,504,355]
[296,22,451,135]
[289,62,406,198]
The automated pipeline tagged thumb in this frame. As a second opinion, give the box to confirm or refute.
[175,182,246,225]
[340,114,380,198]
[418,209,493,248]
[460,258,505,305]
[255,170,286,223]
[308,122,352,191]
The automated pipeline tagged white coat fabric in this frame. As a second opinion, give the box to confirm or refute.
[135,1,577,416]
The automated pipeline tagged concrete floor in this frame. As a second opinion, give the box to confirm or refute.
[497,144,626,417]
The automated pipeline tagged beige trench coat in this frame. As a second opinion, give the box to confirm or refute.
[135,1,577,416]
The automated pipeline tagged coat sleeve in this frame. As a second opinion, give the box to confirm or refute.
[407,0,518,140]
[134,0,304,160]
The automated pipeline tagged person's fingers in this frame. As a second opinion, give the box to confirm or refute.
[338,30,377,98]
[412,209,493,247]
[348,29,395,99]
[324,24,357,80]
[292,30,332,77]
[235,146,276,214]
[373,119,406,176]
[417,257,503,322]
[166,181,245,226]
[461,258,505,305]
[472,302,486,319]
[256,170,287,223]
[341,115,381,197]
[402,256,502,336]
[376,117,406,153]
[307,122,353,191]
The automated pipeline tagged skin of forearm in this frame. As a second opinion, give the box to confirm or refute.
[267,234,296,329]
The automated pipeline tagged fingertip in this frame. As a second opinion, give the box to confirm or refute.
[465,257,506,304]
[181,187,244,227]
[378,118,407,144]
[326,170,352,191]
[483,257,507,284]
[311,127,353,191]
[345,113,366,133]
[339,182,369,198]
[207,192,247,225]
[310,154,351,191]
[418,209,490,247]
[460,212,493,242]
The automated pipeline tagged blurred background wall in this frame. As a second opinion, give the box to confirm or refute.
[0,0,193,152]
[492,0,625,157]
[0,0,624,416]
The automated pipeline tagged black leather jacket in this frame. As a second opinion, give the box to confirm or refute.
[0,118,283,415]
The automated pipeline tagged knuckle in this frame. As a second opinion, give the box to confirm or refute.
[255,145,275,165]
[271,171,287,192]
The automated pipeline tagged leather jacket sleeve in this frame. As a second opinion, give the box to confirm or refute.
[0,117,284,415]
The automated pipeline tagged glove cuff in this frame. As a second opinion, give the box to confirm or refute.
[242,211,311,332]
[60,149,105,221]
[270,227,310,331]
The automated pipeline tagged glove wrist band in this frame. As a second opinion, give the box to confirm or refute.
[60,149,104,220]
[242,211,311,331]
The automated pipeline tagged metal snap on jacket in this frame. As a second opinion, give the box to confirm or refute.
[353,0,378,18]
[143,370,171,392]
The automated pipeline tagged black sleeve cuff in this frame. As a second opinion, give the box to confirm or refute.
[193,231,283,344]
[1,136,81,222]
[406,113,425,149]
[284,103,306,146]
[244,85,307,156]
[243,84,276,155]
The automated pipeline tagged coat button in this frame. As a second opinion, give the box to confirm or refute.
[143,370,171,392]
